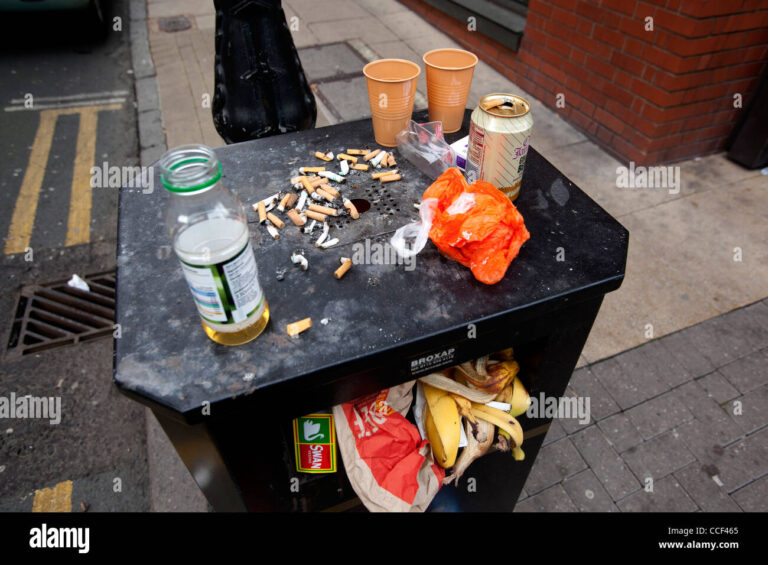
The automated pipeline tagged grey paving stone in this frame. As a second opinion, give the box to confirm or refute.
[571,425,641,501]
[622,430,697,481]
[598,412,644,454]
[513,483,578,512]
[687,307,768,368]
[731,384,768,435]
[138,109,165,150]
[524,437,587,494]
[744,300,768,332]
[674,463,742,512]
[590,348,669,411]
[567,366,620,422]
[542,418,567,446]
[675,419,740,469]
[625,389,695,440]
[616,339,688,393]
[617,476,698,512]
[709,428,768,493]
[298,42,366,83]
[130,19,156,80]
[673,381,743,447]
[140,144,167,168]
[316,76,371,122]
[731,475,768,512]
[658,329,716,381]
[696,371,741,404]
[558,388,592,435]
[561,469,619,512]
[135,76,160,113]
[718,348,768,394]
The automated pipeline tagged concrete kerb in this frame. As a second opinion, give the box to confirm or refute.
[129,0,167,166]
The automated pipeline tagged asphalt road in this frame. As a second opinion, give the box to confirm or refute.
[0,1,149,512]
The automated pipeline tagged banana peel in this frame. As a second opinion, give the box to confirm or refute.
[509,376,531,417]
[423,387,461,468]
[470,402,524,448]
[444,418,494,485]
[459,360,518,395]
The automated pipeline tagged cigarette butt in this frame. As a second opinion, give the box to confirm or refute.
[278,193,291,211]
[320,184,340,197]
[315,187,335,202]
[286,317,312,337]
[320,237,339,249]
[371,151,387,168]
[300,166,325,174]
[351,163,369,171]
[267,212,285,228]
[257,201,267,223]
[344,198,359,219]
[340,159,350,176]
[372,169,397,180]
[315,151,333,162]
[309,176,326,187]
[334,258,352,279]
[296,190,308,211]
[287,208,306,226]
[300,176,315,194]
[306,210,327,222]
[380,173,401,183]
[363,149,381,162]
[387,153,396,167]
[337,153,358,164]
[309,203,338,216]
[291,175,303,185]
[266,224,280,239]
[318,171,345,183]
[347,149,367,155]
[285,193,298,208]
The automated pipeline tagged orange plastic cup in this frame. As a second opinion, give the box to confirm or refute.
[423,48,479,133]
[363,59,421,147]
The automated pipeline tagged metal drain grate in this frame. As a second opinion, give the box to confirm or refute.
[5,271,116,359]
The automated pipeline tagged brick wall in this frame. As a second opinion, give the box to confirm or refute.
[399,0,768,165]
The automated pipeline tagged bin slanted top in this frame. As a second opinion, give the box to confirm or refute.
[114,110,628,422]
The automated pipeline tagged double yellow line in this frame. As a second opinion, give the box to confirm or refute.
[4,103,121,255]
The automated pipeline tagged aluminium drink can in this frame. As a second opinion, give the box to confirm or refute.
[466,93,533,202]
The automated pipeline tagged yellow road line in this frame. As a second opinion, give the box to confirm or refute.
[31,480,73,512]
[4,110,58,255]
[4,103,123,255]
[66,108,98,246]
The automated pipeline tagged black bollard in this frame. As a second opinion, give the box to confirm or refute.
[212,0,317,143]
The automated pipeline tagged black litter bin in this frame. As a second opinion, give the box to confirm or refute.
[114,109,628,512]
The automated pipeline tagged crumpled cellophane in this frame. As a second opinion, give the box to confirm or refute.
[423,167,530,285]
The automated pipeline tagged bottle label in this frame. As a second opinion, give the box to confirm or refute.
[180,242,264,325]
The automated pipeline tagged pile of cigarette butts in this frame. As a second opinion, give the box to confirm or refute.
[254,146,401,337]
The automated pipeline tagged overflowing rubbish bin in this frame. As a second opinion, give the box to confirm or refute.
[114,109,628,511]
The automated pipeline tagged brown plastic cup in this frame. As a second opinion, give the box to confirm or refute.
[423,48,479,133]
[363,59,421,147]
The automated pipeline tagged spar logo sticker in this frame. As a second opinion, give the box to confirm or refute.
[293,414,336,473]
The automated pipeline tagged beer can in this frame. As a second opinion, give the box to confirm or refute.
[466,93,533,202]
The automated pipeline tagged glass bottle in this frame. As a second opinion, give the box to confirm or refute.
[159,144,269,345]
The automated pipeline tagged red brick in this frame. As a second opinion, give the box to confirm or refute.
[576,16,594,35]
[679,1,744,18]
[569,108,599,134]
[548,0,578,11]
[618,14,656,41]
[594,107,627,135]
[610,50,645,75]
[696,123,736,141]
[603,80,635,106]
[624,37,646,58]
[593,25,625,49]
[517,49,541,70]
[723,11,768,33]
[614,69,635,88]
[546,34,573,57]
[601,0,637,17]
[596,124,614,143]
[541,61,567,84]
[551,6,580,29]
[570,30,612,58]
[528,0,553,17]
[631,97,643,113]
[585,54,615,79]
[539,45,568,68]
[571,47,587,65]
[652,7,716,37]
[713,61,766,82]
[575,1,603,23]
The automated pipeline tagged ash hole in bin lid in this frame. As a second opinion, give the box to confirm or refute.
[350,199,371,214]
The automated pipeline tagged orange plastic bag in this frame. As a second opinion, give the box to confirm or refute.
[423,167,530,285]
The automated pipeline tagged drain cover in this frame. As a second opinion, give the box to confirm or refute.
[5,271,116,359]
[158,16,192,32]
